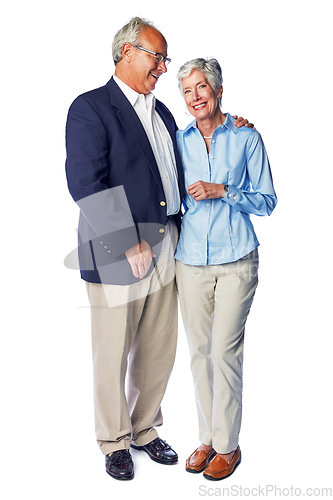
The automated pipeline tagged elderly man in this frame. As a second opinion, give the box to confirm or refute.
[66,16,251,481]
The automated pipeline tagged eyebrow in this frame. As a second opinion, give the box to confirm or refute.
[183,80,207,90]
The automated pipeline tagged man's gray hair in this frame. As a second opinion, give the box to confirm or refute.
[177,58,223,106]
[112,17,158,65]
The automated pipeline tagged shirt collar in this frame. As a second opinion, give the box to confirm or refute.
[113,75,155,109]
[182,112,238,136]
[222,113,238,134]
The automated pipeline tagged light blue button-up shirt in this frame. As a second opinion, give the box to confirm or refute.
[175,113,277,266]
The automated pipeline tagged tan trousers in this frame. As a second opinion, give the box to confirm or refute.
[86,222,178,455]
[176,250,259,454]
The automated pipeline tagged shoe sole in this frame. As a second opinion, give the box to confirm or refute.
[203,457,241,481]
[131,444,178,465]
[186,467,205,473]
[106,468,134,481]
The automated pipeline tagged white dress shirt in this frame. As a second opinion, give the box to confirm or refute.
[113,75,180,215]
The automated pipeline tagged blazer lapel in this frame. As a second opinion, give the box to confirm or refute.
[106,78,163,188]
[156,100,186,200]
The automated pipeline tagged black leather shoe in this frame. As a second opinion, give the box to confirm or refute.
[105,450,134,480]
[131,437,178,465]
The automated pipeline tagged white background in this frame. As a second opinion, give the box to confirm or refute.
[1,0,332,498]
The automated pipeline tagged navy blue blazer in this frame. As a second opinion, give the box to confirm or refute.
[65,77,185,285]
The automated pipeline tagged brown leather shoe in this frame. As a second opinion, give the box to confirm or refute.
[203,446,241,481]
[186,445,216,473]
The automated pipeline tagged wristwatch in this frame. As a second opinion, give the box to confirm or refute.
[221,184,229,198]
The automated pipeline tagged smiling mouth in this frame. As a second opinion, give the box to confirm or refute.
[150,72,159,80]
[193,102,207,110]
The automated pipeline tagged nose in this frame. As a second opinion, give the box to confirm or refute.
[192,89,200,101]
[157,59,168,73]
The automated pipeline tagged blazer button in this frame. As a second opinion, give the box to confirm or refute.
[159,228,165,233]
[160,201,166,206]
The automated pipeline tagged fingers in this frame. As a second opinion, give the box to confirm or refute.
[188,180,218,201]
[132,259,149,279]
[129,254,152,278]
[233,115,255,129]
[188,180,225,201]
[188,181,204,195]
[192,191,205,201]
[233,116,247,127]
[188,181,205,201]
[125,241,154,278]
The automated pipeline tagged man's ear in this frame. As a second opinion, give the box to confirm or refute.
[121,42,134,63]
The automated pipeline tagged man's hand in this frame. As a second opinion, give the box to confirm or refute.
[233,115,255,129]
[125,240,155,279]
[188,181,224,201]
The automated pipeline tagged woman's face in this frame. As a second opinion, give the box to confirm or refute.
[182,70,222,122]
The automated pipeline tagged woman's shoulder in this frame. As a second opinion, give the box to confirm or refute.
[176,120,196,137]
[224,113,259,137]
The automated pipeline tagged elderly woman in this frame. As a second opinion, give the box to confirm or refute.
[175,58,277,480]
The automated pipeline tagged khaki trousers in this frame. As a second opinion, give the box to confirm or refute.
[176,250,259,454]
[86,222,178,455]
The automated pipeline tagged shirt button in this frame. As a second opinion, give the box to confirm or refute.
[160,201,166,206]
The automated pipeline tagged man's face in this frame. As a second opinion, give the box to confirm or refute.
[128,27,168,94]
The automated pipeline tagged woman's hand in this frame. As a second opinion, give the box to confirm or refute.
[188,181,225,201]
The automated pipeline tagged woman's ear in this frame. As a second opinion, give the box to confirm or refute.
[217,85,223,99]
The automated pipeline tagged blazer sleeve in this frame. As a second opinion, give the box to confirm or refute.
[65,94,139,256]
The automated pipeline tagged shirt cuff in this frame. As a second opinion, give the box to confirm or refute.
[222,185,241,205]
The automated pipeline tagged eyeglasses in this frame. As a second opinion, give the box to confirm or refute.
[134,45,171,66]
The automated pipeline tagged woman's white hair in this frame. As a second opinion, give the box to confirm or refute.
[112,17,158,65]
[177,58,223,106]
